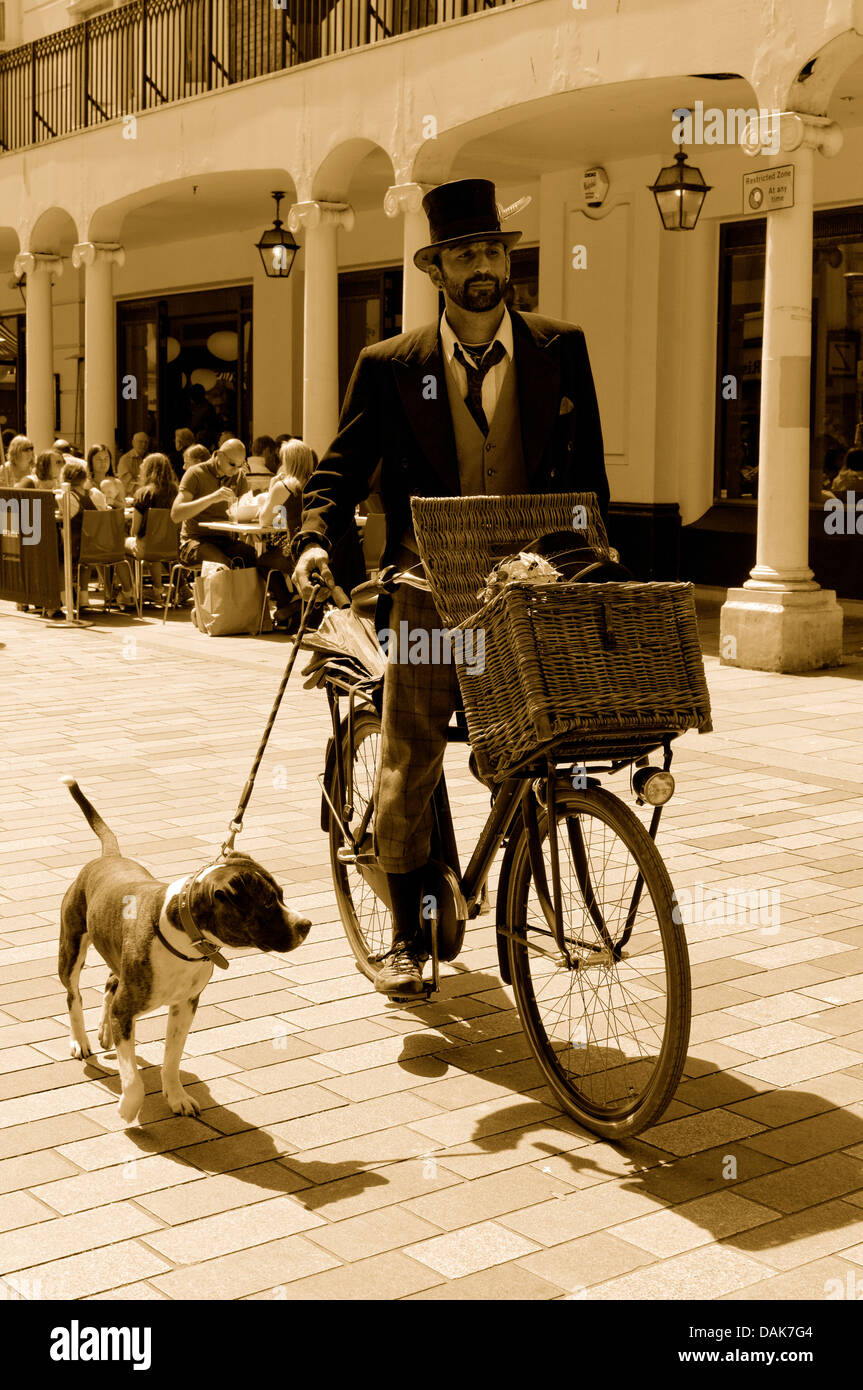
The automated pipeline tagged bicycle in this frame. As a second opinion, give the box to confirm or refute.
[313,568,692,1142]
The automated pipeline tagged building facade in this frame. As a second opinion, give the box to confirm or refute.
[1,0,862,667]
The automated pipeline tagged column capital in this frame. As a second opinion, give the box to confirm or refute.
[13,252,64,280]
[71,242,126,271]
[383,182,435,217]
[287,200,354,234]
[742,110,843,159]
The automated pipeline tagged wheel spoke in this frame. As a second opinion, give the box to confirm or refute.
[329,718,389,968]
[506,786,689,1135]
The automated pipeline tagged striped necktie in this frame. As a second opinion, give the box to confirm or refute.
[453,340,506,436]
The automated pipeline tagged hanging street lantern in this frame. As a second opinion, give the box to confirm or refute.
[256,191,299,278]
[648,149,712,230]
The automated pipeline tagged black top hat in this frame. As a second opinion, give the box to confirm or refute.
[413,179,523,271]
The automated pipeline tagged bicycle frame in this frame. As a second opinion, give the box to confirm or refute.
[322,671,677,983]
[321,674,527,901]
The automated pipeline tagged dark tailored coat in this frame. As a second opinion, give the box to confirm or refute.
[294,309,610,571]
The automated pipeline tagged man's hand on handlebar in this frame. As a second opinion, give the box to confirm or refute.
[294,544,335,602]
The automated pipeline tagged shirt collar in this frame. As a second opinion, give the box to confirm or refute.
[440,306,513,366]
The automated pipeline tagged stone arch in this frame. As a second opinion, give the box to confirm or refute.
[0,226,21,277]
[311,138,395,206]
[757,29,863,115]
[27,207,80,257]
[87,171,298,247]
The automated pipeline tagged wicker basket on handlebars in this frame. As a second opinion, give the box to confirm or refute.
[410,492,612,627]
[410,494,713,783]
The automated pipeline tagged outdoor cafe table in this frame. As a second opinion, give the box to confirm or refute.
[198,520,281,555]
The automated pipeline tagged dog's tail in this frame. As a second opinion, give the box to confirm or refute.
[62,777,121,857]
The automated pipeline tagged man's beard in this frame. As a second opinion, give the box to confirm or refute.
[442,269,507,312]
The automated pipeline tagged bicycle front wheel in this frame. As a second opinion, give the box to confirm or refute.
[325,707,390,982]
[502,784,689,1140]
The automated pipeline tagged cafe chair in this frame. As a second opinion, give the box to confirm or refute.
[258,568,283,635]
[128,509,180,617]
[162,558,201,623]
[75,510,136,621]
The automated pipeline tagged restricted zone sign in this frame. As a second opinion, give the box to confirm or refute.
[742,164,794,214]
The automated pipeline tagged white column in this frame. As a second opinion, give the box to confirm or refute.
[287,200,354,456]
[384,182,438,331]
[14,252,63,453]
[720,112,845,672]
[71,242,126,462]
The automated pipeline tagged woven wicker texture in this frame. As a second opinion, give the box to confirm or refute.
[410,492,611,627]
[454,579,713,782]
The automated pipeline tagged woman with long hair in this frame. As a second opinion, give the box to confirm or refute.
[122,452,180,605]
[255,439,318,627]
[86,444,125,508]
[17,449,64,489]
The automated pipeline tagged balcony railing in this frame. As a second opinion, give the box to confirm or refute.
[0,0,514,154]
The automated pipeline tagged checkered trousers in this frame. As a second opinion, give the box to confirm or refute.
[372,580,460,873]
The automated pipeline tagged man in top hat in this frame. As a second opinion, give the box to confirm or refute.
[294,178,609,996]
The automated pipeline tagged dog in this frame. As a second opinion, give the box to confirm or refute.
[59,777,311,1127]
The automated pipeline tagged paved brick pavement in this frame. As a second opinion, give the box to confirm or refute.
[2,595,863,1301]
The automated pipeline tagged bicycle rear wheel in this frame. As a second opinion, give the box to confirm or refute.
[501,784,689,1140]
[325,707,390,982]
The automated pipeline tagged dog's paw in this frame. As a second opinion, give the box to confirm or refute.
[117,1087,146,1128]
[163,1087,201,1118]
[70,1039,92,1060]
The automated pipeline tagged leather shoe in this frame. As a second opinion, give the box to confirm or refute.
[374,941,425,996]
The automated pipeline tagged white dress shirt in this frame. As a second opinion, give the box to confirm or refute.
[440,307,514,430]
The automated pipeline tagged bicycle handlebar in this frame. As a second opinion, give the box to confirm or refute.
[309,576,350,609]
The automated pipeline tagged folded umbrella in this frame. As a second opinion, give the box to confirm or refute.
[301,605,387,680]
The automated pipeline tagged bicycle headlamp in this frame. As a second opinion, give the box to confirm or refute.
[632,767,675,806]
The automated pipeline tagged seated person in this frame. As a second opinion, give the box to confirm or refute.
[121,452,180,605]
[171,437,255,569]
[0,435,35,486]
[18,449,63,489]
[170,428,195,481]
[117,432,150,494]
[184,443,211,467]
[86,445,125,508]
[255,440,316,627]
[245,435,279,494]
[58,460,105,609]
[831,446,863,494]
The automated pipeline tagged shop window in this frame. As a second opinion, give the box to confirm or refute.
[117,287,252,456]
[338,267,403,403]
[716,206,863,500]
[507,246,539,312]
[0,314,24,447]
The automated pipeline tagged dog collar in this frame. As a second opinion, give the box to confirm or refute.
[154,923,216,967]
[173,865,230,969]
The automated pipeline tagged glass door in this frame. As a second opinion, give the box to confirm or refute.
[117,286,252,455]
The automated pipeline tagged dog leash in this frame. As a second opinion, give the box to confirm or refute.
[216,579,350,861]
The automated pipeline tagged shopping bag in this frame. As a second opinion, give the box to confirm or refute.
[192,564,271,635]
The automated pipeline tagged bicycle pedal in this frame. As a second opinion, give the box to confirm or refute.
[388,984,435,1004]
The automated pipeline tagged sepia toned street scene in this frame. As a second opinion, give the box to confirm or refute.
[1,0,863,1341]
[0,604,863,1308]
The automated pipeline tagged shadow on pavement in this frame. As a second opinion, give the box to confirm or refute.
[78,1004,863,1256]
